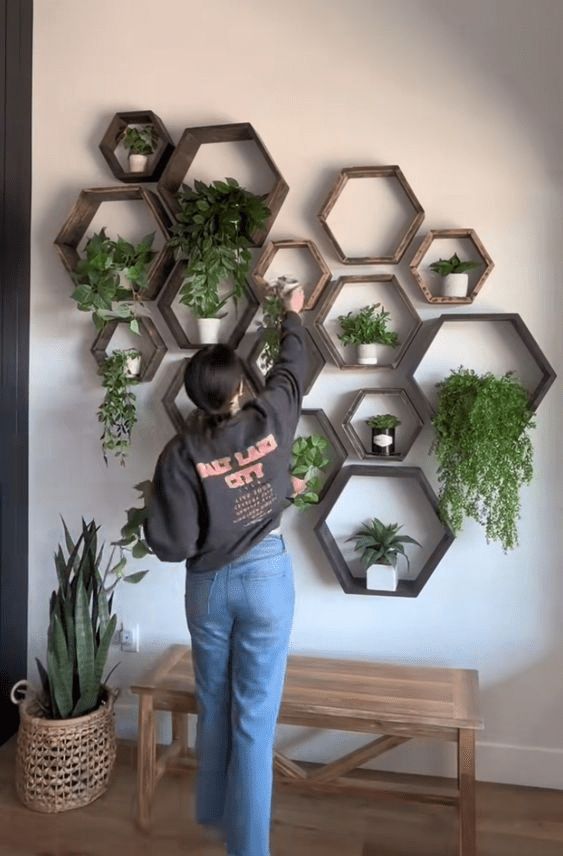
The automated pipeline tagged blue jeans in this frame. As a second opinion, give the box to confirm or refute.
[185,534,295,856]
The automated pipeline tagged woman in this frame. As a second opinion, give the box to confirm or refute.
[145,286,307,856]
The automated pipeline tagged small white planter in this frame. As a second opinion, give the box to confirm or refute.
[441,272,469,298]
[357,343,378,365]
[125,353,142,378]
[366,562,398,592]
[277,275,300,296]
[128,154,149,173]
[197,317,222,344]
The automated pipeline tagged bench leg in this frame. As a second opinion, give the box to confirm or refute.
[458,728,476,856]
[137,694,156,831]
[172,712,188,754]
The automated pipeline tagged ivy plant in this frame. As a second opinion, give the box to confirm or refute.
[429,253,480,277]
[122,125,157,156]
[337,304,400,347]
[348,518,421,569]
[365,413,401,429]
[290,434,332,510]
[97,350,140,465]
[168,178,270,318]
[431,367,535,551]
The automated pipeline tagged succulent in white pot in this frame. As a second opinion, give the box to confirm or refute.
[429,253,480,299]
[337,304,400,366]
[122,125,157,174]
[348,517,421,592]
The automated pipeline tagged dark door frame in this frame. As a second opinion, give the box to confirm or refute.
[0,0,32,743]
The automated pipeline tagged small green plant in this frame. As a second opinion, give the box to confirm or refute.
[337,304,399,347]
[122,125,156,156]
[429,253,480,277]
[365,413,401,430]
[113,480,154,560]
[431,367,535,552]
[36,518,149,720]
[256,284,285,372]
[290,434,332,509]
[348,518,421,570]
[168,178,270,318]
[71,229,155,332]
[97,350,139,465]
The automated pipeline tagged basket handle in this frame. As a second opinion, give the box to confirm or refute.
[10,680,33,706]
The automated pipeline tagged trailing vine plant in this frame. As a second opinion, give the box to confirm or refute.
[431,367,535,552]
[255,280,285,373]
[97,350,140,465]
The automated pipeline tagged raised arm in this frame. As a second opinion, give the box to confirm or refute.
[261,287,308,414]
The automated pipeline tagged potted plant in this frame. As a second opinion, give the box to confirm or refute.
[365,413,401,456]
[98,349,139,465]
[11,518,149,813]
[290,434,332,509]
[168,178,270,344]
[255,279,286,374]
[348,517,421,591]
[337,304,400,365]
[431,367,535,551]
[429,253,480,298]
[71,229,155,333]
[121,124,157,174]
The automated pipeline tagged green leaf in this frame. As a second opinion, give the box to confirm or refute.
[74,574,97,715]
[123,570,149,584]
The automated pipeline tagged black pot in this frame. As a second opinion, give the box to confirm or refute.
[370,426,395,456]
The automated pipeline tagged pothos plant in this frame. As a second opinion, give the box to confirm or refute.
[71,229,155,333]
[121,125,157,156]
[113,480,154,561]
[168,178,270,319]
[337,304,400,347]
[431,367,535,552]
[256,282,285,373]
[290,434,332,509]
[429,253,480,277]
[97,350,140,466]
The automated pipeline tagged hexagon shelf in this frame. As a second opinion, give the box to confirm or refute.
[162,358,258,434]
[98,110,175,184]
[246,325,326,395]
[54,186,175,300]
[409,228,494,305]
[157,122,288,245]
[342,387,425,462]
[408,313,557,414]
[314,465,455,598]
[158,262,259,350]
[296,408,348,500]
[314,275,421,370]
[91,316,167,382]
[318,166,424,264]
[252,239,331,310]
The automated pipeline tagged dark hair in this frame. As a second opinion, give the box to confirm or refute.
[184,345,245,433]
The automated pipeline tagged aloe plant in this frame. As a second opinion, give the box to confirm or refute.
[36,519,149,720]
[348,518,421,570]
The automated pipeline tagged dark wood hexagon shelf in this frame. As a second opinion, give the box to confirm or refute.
[158,262,259,350]
[54,185,175,300]
[407,313,557,415]
[318,165,425,264]
[314,275,421,370]
[314,464,455,598]
[162,357,258,434]
[409,228,495,305]
[98,110,175,184]
[298,408,348,500]
[157,122,288,245]
[90,316,167,382]
[246,325,326,395]
[342,387,425,462]
[252,239,331,310]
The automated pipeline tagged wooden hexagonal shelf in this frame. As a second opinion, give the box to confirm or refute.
[318,166,424,264]
[162,357,258,434]
[314,465,455,597]
[246,325,326,396]
[91,316,167,382]
[342,388,425,462]
[98,110,175,184]
[54,186,175,300]
[252,239,331,310]
[297,408,348,500]
[314,275,421,370]
[157,122,288,245]
[409,228,495,305]
[407,313,557,414]
[158,262,259,350]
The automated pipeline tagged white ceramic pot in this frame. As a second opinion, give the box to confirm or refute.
[442,272,469,298]
[357,343,378,365]
[128,154,149,173]
[125,353,142,378]
[197,317,222,344]
[366,562,398,592]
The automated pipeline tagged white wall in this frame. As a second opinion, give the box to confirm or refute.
[30,0,563,788]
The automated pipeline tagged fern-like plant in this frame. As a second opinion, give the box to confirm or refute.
[97,350,139,465]
[290,434,332,509]
[337,304,399,347]
[431,367,535,551]
[348,518,421,569]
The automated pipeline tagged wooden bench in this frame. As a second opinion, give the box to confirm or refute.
[131,645,483,855]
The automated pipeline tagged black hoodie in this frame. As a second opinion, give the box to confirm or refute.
[145,312,308,572]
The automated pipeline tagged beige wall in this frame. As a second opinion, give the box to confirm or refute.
[31,0,563,786]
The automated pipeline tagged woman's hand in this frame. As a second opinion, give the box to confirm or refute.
[282,286,305,314]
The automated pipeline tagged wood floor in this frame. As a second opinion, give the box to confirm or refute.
[1,740,563,855]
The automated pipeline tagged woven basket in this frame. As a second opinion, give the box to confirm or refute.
[11,681,117,813]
